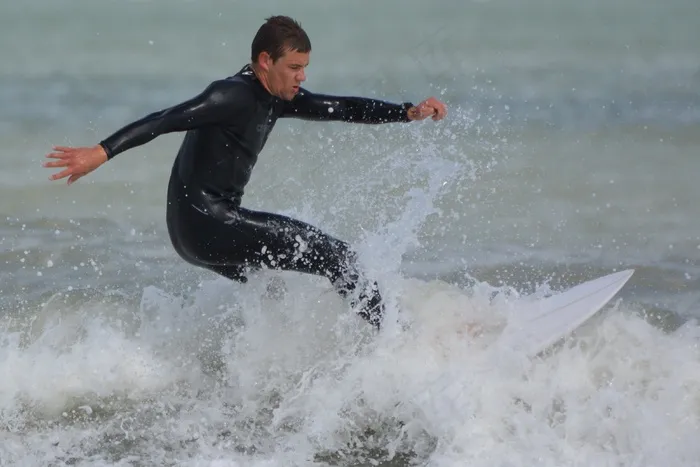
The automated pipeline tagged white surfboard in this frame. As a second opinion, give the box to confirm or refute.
[497,269,634,357]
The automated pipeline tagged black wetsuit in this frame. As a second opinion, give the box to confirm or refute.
[99,64,414,328]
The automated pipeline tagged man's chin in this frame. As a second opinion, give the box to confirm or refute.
[276,88,299,101]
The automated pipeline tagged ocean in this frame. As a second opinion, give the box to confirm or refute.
[2,0,699,465]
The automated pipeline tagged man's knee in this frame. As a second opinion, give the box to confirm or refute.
[170,240,250,284]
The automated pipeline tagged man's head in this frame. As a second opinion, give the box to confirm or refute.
[250,16,311,101]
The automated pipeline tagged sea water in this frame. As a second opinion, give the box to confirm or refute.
[1,0,699,465]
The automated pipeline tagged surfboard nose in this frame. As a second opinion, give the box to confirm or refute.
[496,269,635,357]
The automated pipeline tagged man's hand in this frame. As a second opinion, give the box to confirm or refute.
[44,145,109,185]
[407,97,447,122]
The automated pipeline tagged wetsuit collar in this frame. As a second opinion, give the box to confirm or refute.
[238,64,277,104]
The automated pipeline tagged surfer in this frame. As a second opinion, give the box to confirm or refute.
[43,15,447,329]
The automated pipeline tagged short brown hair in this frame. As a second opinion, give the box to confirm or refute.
[251,16,311,63]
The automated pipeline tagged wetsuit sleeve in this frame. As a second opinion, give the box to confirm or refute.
[99,80,250,159]
[281,88,413,124]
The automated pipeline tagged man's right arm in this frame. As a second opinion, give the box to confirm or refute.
[100,80,249,159]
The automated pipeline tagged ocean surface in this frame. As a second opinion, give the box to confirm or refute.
[2,0,700,465]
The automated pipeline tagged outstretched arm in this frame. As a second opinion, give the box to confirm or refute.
[45,80,251,184]
[281,88,447,124]
[99,80,248,159]
[281,88,412,124]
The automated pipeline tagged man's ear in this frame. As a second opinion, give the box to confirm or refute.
[257,51,272,72]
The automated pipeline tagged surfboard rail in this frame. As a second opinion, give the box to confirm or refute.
[497,269,635,357]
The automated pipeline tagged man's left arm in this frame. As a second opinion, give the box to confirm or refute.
[281,88,446,124]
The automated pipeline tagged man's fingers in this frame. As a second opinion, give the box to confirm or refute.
[52,146,74,152]
[46,152,70,159]
[49,168,73,181]
[431,102,447,120]
[418,104,435,119]
[419,97,446,121]
[43,159,69,168]
[433,106,446,120]
[410,98,447,121]
[422,106,439,120]
[67,174,83,185]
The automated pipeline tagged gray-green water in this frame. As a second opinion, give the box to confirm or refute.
[2,1,699,465]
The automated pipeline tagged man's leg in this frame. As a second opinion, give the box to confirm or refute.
[168,189,385,328]
[212,206,386,328]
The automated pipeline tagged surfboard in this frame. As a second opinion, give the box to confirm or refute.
[497,269,634,357]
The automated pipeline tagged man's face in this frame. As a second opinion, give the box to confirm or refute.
[263,48,309,101]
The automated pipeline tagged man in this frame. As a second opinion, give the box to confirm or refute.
[44,16,447,329]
